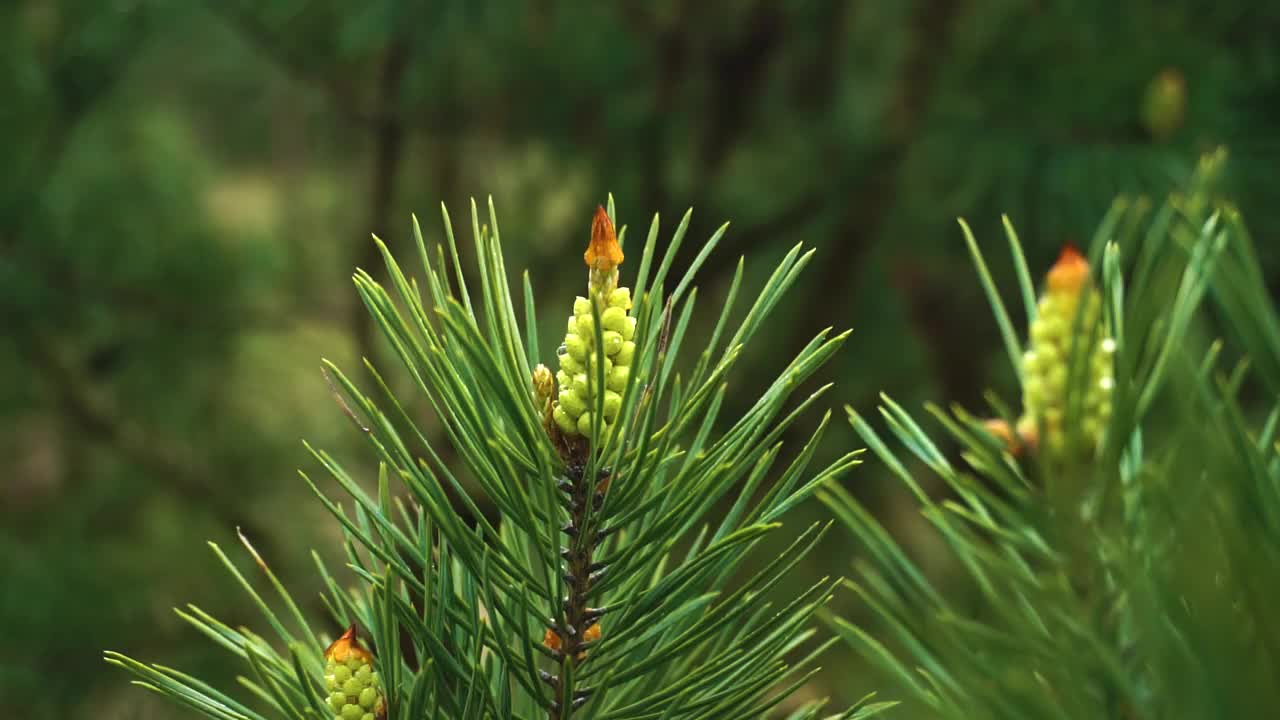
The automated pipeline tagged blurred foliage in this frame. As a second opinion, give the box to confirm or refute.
[1,0,1277,717]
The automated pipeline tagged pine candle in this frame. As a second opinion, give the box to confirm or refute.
[1017,245,1114,454]
[552,206,636,439]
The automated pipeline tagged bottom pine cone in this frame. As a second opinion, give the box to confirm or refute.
[324,625,386,720]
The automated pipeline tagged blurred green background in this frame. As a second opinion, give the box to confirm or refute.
[3,0,1279,716]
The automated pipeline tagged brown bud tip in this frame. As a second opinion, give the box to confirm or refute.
[324,624,374,664]
[585,206,624,272]
[1047,244,1089,295]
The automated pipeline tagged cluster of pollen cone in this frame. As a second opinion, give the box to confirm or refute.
[536,206,637,440]
[989,245,1114,456]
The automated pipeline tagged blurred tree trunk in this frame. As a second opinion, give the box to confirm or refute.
[786,0,963,384]
[354,41,410,369]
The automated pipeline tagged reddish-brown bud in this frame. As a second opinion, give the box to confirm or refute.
[324,625,375,666]
[1046,244,1089,296]
[584,206,624,273]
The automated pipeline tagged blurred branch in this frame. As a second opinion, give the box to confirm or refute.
[22,329,278,554]
[198,1,384,126]
[4,8,279,551]
[4,35,133,244]
[728,190,829,257]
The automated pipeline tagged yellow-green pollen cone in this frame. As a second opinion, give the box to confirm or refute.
[552,206,636,439]
[1018,245,1114,455]
[323,625,385,720]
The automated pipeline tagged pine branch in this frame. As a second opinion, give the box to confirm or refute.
[829,150,1280,719]
[106,198,860,719]
[542,459,611,718]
